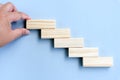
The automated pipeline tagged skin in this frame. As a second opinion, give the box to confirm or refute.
[0,2,31,47]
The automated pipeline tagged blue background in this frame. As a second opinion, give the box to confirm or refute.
[0,0,119,80]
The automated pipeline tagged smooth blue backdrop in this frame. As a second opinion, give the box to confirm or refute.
[0,0,119,80]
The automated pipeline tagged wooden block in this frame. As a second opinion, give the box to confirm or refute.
[69,48,99,57]
[54,38,84,48]
[26,19,56,29]
[41,28,70,38]
[83,57,113,67]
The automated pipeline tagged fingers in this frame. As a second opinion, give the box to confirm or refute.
[0,28,30,47]
[0,2,31,22]
[1,2,17,12]
[8,12,31,22]
[2,28,30,46]
[10,28,30,41]
[0,2,31,47]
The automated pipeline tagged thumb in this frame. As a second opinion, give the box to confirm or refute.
[11,28,30,40]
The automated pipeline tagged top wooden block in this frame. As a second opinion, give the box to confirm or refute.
[26,19,56,29]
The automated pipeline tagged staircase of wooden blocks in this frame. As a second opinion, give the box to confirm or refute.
[26,19,113,67]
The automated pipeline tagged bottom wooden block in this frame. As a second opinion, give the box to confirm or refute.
[83,57,113,67]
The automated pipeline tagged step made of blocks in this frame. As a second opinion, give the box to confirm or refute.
[26,19,113,67]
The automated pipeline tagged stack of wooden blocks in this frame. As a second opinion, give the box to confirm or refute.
[26,19,113,67]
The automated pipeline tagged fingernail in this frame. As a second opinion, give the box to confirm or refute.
[28,16,31,19]
[25,14,31,20]
[25,30,30,35]
[26,16,31,20]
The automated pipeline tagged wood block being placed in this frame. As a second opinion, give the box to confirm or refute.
[26,19,56,29]
[41,28,70,38]
[83,57,113,67]
[69,48,99,57]
[54,38,84,48]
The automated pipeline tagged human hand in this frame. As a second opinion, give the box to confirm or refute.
[0,2,31,47]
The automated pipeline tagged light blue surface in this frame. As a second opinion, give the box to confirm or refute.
[0,0,119,80]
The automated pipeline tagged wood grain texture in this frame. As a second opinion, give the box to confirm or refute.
[83,57,113,67]
[69,48,99,57]
[26,19,56,29]
[54,38,84,48]
[41,28,70,38]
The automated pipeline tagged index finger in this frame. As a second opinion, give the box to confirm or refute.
[8,12,31,22]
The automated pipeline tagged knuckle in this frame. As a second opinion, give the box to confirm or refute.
[6,2,13,5]
[4,2,14,8]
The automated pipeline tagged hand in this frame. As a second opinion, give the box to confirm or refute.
[0,2,31,47]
